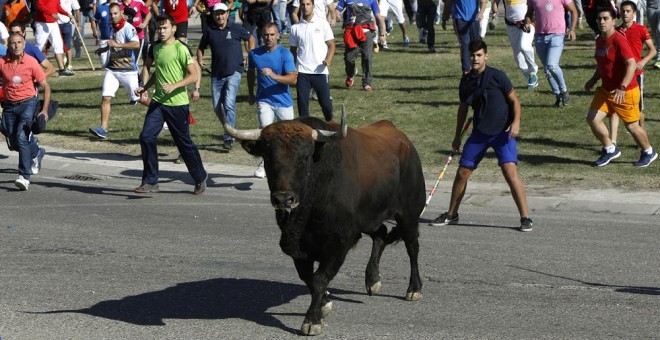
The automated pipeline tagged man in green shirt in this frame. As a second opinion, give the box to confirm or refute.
[134,14,208,195]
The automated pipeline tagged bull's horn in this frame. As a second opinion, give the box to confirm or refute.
[311,129,337,141]
[218,104,262,141]
[311,104,349,142]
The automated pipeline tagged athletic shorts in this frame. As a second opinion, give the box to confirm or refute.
[590,86,641,123]
[34,21,64,54]
[59,23,73,49]
[175,21,188,40]
[459,129,518,169]
[379,0,406,24]
[101,70,140,101]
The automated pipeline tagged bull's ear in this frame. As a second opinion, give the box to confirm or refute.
[241,140,262,156]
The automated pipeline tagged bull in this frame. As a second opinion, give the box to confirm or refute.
[221,106,425,335]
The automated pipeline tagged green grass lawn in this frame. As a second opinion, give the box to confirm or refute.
[41,23,660,190]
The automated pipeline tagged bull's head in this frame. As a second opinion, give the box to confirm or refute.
[219,105,347,211]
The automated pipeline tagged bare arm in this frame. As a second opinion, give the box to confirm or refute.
[41,59,56,77]
[506,89,522,138]
[565,2,578,41]
[37,80,51,120]
[452,103,469,150]
[323,39,335,66]
[261,68,298,85]
[638,38,657,70]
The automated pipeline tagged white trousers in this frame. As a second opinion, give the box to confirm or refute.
[506,24,539,78]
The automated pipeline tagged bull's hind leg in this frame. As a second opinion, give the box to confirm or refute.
[396,214,423,301]
[365,224,388,295]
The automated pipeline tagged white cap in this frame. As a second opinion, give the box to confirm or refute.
[213,3,229,11]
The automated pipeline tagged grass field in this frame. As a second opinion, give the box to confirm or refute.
[39,22,660,190]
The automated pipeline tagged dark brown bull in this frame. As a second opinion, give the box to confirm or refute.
[221,107,425,335]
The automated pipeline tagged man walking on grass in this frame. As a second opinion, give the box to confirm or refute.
[290,0,335,121]
[89,4,141,140]
[430,39,533,232]
[134,15,208,195]
[584,7,657,167]
[197,2,255,151]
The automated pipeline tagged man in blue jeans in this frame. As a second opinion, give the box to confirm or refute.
[450,0,487,74]
[526,0,578,107]
[0,33,52,191]
[430,39,533,232]
[134,15,208,195]
[197,3,255,151]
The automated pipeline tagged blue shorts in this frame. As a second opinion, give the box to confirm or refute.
[459,129,518,169]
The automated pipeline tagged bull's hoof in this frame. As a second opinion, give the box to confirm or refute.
[366,281,381,295]
[301,322,324,336]
[405,291,422,301]
[321,301,333,317]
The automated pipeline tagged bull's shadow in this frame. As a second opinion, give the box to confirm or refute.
[39,277,361,334]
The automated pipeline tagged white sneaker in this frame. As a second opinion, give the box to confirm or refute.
[15,175,30,191]
[254,160,266,178]
[31,148,45,175]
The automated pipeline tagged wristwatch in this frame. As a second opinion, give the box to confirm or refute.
[618,85,626,91]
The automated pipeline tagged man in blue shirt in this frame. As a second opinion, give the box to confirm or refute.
[449,0,487,74]
[92,0,114,67]
[334,0,385,92]
[197,2,255,151]
[430,39,533,232]
[247,22,297,177]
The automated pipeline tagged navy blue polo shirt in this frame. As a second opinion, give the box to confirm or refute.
[459,66,514,136]
[198,23,251,77]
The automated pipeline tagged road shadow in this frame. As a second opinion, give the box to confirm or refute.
[36,277,363,334]
[511,266,660,295]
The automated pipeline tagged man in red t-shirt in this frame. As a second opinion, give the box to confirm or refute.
[0,34,53,190]
[584,7,657,168]
[608,0,657,143]
[162,0,189,41]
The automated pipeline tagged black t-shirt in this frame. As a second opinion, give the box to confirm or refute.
[459,66,514,136]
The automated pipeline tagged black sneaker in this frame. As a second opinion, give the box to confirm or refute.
[561,91,571,105]
[520,217,533,232]
[429,212,459,226]
[553,94,562,107]
[222,140,233,151]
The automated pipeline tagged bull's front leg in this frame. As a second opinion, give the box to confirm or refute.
[300,251,348,336]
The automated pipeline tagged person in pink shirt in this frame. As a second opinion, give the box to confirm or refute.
[526,0,578,107]
[120,0,151,59]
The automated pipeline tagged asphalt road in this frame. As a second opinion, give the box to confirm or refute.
[1,145,659,339]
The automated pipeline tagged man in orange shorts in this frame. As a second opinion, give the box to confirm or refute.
[584,6,657,167]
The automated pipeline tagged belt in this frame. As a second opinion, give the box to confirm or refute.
[4,97,34,105]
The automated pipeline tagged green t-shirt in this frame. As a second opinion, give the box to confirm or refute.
[152,41,194,106]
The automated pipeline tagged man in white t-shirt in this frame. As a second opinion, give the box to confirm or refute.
[290,0,335,121]
[291,0,335,24]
